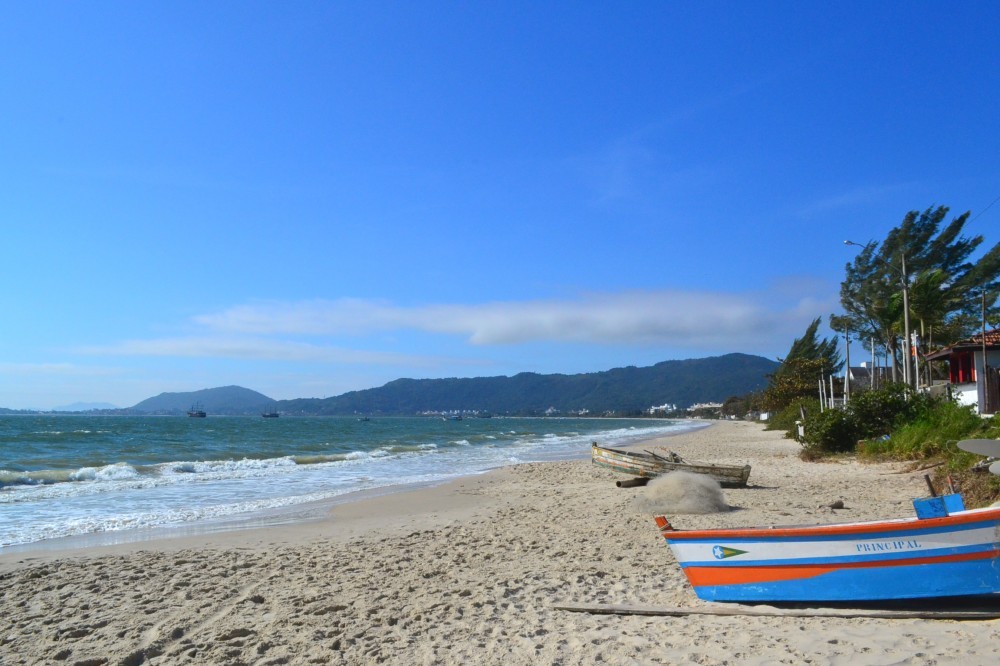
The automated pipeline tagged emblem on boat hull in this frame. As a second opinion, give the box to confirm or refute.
[712,545,747,559]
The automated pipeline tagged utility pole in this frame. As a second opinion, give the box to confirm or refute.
[870,336,876,389]
[844,328,851,405]
[844,241,912,389]
[984,290,990,413]
[901,253,912,389]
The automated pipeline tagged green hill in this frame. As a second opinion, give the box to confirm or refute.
[124,354,777,416]
[131,385,277,415]
[275,353,777,416]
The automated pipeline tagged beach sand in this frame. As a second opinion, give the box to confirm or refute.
[2,420,999,665]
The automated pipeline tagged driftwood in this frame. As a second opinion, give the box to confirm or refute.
[924,474,938,497]
[553,602,1000,621]
[881,461,944,475]
[615,477,650,488]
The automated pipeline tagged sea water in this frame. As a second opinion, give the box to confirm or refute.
[0,415,706,549]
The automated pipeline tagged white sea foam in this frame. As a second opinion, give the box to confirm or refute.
[72,463,141,482]
[0,417,708,549]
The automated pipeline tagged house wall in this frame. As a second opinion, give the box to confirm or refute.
[975,349,1000,414]
[953,382,979,409]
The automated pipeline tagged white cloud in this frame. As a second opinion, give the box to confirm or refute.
[68,286,836,371]
[190,289,823,349]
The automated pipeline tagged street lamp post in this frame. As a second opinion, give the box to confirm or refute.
[844,240,913,389]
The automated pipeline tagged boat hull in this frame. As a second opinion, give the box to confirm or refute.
[656,507,1000,602]
[592,444,751,487]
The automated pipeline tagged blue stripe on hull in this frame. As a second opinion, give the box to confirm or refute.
[693,559,1000,602]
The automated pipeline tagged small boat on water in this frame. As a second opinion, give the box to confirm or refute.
[591,442,751,487]
[261,411,279,418]
[187,404,206,418]
[655,494,1000,602]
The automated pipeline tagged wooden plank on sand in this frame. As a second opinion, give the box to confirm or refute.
[553,603,1000,621]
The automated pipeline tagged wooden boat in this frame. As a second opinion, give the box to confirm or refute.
[187,403,206,418]
[591,442,751,487]
[655,494,1000,602]
[261,411,279,418]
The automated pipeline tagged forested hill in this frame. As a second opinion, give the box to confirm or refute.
[275,353,778,416]
[131,386,277,415]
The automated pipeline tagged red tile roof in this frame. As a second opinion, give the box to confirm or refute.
[974,328,1000,346]
[925,328,1000,360]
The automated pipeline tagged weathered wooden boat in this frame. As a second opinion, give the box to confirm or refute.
[655,494,1000,602]
[591,443,751,488]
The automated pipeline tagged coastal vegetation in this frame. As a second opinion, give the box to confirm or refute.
[756,206,1000,506]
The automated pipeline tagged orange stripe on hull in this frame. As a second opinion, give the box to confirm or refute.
[684,549,1000,587]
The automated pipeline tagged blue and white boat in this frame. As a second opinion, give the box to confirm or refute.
[656,494,1000,602]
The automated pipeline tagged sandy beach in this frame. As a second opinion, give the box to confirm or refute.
[2,420,999,665]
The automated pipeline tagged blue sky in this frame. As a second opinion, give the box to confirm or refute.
[2,2,998,409]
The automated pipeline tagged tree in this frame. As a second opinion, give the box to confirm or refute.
[779,317,843,376]
[761,318,843,411]
[721,395,749,418]
[839,206,1000,382]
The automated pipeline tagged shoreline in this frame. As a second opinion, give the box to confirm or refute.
[0,419,713,563]
[4,420,998,665]
[0,415,704,552]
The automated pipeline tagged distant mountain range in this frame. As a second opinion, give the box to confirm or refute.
[121,353,777,416]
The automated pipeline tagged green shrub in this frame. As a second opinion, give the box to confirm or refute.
[801,408,859,455]
[861,399,987,461]
[766,398,820,439]
[847,385,911,439]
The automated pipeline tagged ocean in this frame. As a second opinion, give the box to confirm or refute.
[0,414,706,550]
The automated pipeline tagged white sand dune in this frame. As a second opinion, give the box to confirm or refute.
[2,420,998,665]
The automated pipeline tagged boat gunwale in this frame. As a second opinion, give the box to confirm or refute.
[656,506,1000,542]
